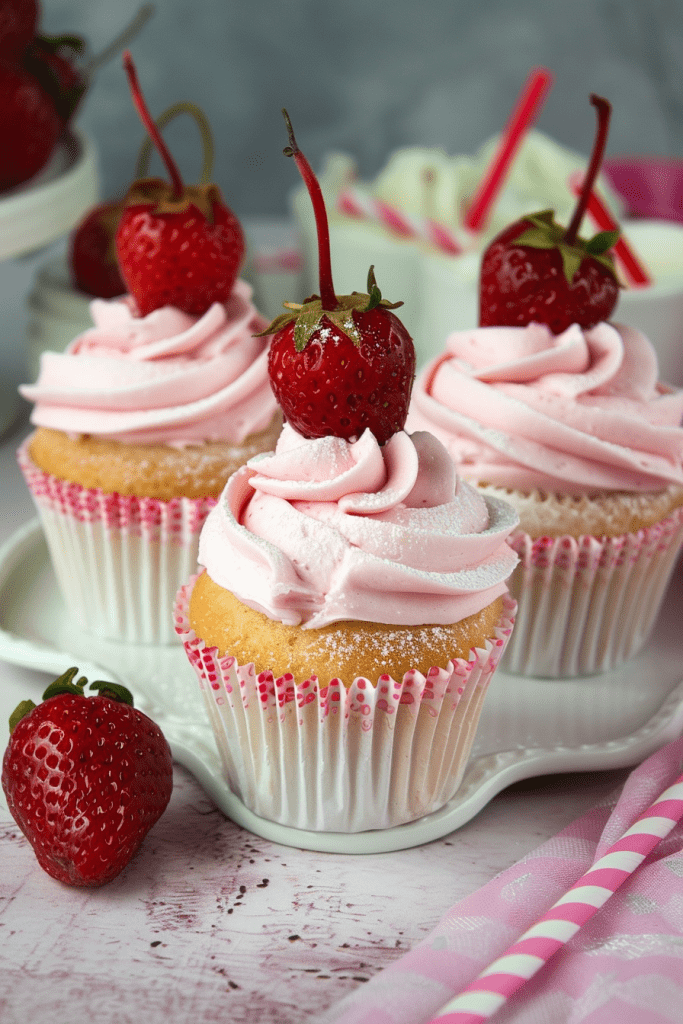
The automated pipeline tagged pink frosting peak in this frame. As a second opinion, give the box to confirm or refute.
[198,424,519,628]
[408,321,683,494]
[20,279,278,447]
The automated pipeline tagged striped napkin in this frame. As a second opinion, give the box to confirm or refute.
[321,735,683,1024]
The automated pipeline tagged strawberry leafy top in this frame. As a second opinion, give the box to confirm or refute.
[8,667,134,734]
[513,209,620,286]
[122,178,224,225]
[259,266,403,351]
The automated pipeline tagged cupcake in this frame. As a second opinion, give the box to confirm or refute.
[174,111,518,833]
[408,97,683,678]
[17,55,280,645]
[176,426,518,832]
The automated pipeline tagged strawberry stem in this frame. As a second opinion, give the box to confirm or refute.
[564,95,611,246]
[281,109,338,311]
[123,49,185,201]
[135,101,215,183]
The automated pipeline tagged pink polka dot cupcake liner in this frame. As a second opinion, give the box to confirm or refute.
[18,440,216,644]
[174,578,516,833]
[503,506,683,678]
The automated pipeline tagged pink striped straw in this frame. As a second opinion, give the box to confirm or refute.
[463,67,554,233]
[568,170,652,287]
[426,770,683,1024]
[336,187,464,255]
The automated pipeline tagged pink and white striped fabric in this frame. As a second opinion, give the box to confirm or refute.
[428,773,683,1023]
[321,735,683,1024]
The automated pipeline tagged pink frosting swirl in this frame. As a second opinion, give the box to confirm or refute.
[408,321,683,494]
[20,280,277,446]
[198,424,519,628]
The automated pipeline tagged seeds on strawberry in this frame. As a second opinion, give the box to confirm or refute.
[479,95,620,334]
[115,51,245,317]
[1,667,173,887]
[263,110,415,446]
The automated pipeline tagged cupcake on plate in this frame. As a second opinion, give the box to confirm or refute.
[408,96,683,678]
[17,55,280,645]
[174,112,519,833]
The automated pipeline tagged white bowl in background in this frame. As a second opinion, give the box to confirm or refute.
[0,129,99,262]
[25,254,94,383]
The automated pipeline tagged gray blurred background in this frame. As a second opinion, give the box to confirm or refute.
[44,0,683,218]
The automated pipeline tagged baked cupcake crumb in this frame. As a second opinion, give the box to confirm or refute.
[476,483,683,538]
[189,570,505,685]
[29,420,282,501]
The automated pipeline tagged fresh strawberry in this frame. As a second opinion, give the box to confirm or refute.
[115,51,245,317]
[264,111,415,446]
[0,0,38,62]
[70,199,126,298]
[2,667,173,888]
[0,60,61,191]
[479,95,620,335]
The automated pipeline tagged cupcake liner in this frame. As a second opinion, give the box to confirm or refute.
[503,506,683,678]
[174,579,516,832]
[18,440,216,644]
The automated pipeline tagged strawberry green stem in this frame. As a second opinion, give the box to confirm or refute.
[282,109,338,311]
[564,95,611,246]
[123,49,185,200]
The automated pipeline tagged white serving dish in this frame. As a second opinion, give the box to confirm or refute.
[1,518,682,855]
[0,129,99,262]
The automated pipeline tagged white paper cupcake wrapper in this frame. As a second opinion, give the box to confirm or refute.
[503,507,683,678]
[18,440,216,645]
[174,580,516,832]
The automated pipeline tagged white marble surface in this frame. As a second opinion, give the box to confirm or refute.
[0,248,641,1024]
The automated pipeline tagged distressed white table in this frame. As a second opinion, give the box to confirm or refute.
[0,241,648,1024]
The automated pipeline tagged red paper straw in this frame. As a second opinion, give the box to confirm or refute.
[463,67,554,233]
[568,170,652,287]
[425,772,683,1023]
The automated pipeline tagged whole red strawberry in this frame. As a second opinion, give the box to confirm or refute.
[0,0,38,62]
[70,199,126,298]
[264,111,415,445]
[0,60,61,191]
[115,51,245,317]
[2,667,173,887]
[479,95,620,335]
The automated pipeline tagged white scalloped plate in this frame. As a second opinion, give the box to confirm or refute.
[1,518,682,854]
[0,129,99,261]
